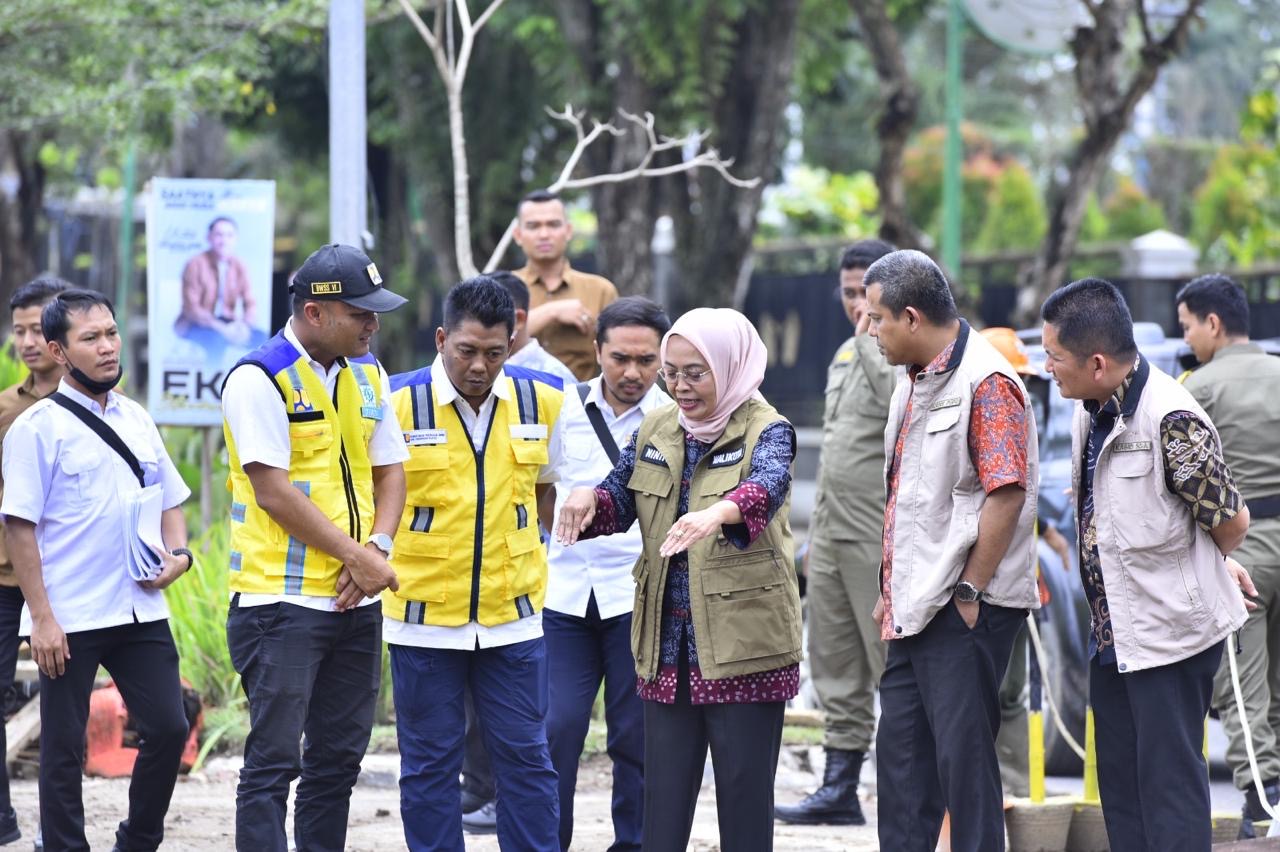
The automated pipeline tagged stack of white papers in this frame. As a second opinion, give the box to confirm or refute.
[126,484,167,582]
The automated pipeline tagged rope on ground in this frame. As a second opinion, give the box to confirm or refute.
[1025,614,1087,762]
[1226,636,1280,829]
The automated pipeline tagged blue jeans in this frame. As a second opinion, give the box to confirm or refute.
[391,637,559,852]
[226,600,382,852]
[545,597,643,851]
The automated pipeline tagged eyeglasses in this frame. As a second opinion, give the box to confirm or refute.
[659,367,710,385]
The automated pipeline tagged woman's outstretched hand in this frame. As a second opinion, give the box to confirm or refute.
[556,487,599,546]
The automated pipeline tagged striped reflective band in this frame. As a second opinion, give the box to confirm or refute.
[514,594,534,618]
[404,600,427,624]
[512,378,539,427]
[411,383,435,430]
[410,506,435,533]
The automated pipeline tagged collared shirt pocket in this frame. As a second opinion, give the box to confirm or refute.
[58,452,106,505]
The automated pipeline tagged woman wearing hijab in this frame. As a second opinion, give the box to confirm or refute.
[557,308,801,851]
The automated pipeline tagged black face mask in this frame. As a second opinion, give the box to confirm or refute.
[65,356,122,395]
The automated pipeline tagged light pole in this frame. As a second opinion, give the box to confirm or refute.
[329,0,368,248]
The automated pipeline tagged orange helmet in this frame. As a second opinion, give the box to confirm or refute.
[980,327,1038,376]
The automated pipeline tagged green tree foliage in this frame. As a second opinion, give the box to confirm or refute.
[1190,54,1280,268]
[974,162,1046,253]
[756,166,879,240]
[0,0,322,139]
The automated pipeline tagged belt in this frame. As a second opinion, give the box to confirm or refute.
[1247,494,1280,520]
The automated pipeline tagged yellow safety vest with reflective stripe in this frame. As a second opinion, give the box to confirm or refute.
[383,366,564,627]
[223,331,383,596]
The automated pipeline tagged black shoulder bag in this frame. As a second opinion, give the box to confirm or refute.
[49,392,146,488]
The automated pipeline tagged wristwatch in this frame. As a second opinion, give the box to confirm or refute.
[170,547,195,571]
[367,533,394,558]
[953,580,984,603]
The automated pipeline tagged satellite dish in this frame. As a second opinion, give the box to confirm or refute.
[962,0,1086,56]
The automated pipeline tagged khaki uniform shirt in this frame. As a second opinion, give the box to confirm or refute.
[0,374,53,586]
[1183,342,1280,565]
[515,262,618,382]
[811,333,896,544]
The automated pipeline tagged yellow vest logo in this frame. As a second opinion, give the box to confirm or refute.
[311,281,343,295]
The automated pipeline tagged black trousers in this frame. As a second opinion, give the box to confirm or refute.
[0,585,25,815]
[227,600,382,852]
[1091,641,1222,852]
[876,601,1025,852]
[39,619,189,852]
[641,669,785,852]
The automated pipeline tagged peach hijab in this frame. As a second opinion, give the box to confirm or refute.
[660,308,768,443]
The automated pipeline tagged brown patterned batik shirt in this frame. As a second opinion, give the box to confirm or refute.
[1079,355,1241,664]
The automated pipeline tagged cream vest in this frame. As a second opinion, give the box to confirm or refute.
[883,322,1040,638]
[1071,360,1248,672]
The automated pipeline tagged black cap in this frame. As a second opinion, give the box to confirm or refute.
[290,244,408,312]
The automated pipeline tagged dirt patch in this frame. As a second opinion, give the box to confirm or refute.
[8,749,880,850]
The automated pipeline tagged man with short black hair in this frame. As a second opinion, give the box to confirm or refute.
[386,275,566,851]
[514,190,618,381]
[866,250,1040,851]
[4,288,194,852]
[492,270,577,386]
[0,275,68,845]
[776,238,896,827]
[221,243,409,851]
[1042,276,1256,850]
[545,295,671,851]
[1176,273,1280,837]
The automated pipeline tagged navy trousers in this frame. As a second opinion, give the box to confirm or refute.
[544,596,644,851]
[1091,641,1222,852]
[876,601,1026,852]
[391,637,559,852]
[227,600,382,852]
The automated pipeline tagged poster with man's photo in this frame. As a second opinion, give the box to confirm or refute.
[147,178,275,425]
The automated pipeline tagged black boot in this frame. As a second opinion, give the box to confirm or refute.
[775,748,866,826]
[1238,776,1279,840]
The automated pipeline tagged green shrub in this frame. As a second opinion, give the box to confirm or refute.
[0,344,29,391]
[166,523,239,709]
[1103,177,1167,239]
[974,162,1047,253]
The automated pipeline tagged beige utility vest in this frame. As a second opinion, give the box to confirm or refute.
[1071,361,1248,672]
[883,323,1040,638]
[627,399,803,681]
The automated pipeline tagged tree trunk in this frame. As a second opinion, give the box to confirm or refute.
[1019,0,1204,321]
[585,58,659,296]
[0,131,45,311]
[673,0,801,310]
[849,0,924,251]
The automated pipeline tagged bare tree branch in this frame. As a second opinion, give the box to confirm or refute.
[1136,0,1153,45]
[482,106,759,272]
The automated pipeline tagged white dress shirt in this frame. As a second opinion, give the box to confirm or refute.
[507,338,578,387]
[1,381,191,634]
[384,357,564,650]
[547,377,669,619]
[221,319,408,611]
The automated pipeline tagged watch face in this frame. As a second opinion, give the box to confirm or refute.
[955,582,981,602]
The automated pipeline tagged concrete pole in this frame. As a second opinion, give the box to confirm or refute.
[329,0,368,248]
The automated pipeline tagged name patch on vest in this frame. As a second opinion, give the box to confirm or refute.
[510,423,548,441]
[1113,440,1152,453]
[708,446,746,469]
[640,443,668,466]
[928,396,962,411]
[405,428,448,446]
[361,406,383,421]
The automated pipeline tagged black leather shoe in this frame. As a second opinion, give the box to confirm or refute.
[0,807,19,846]
[1238,777,1279,840]
[775,748,866,826]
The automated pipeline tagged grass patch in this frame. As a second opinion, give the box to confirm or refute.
[782,724,824,746]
